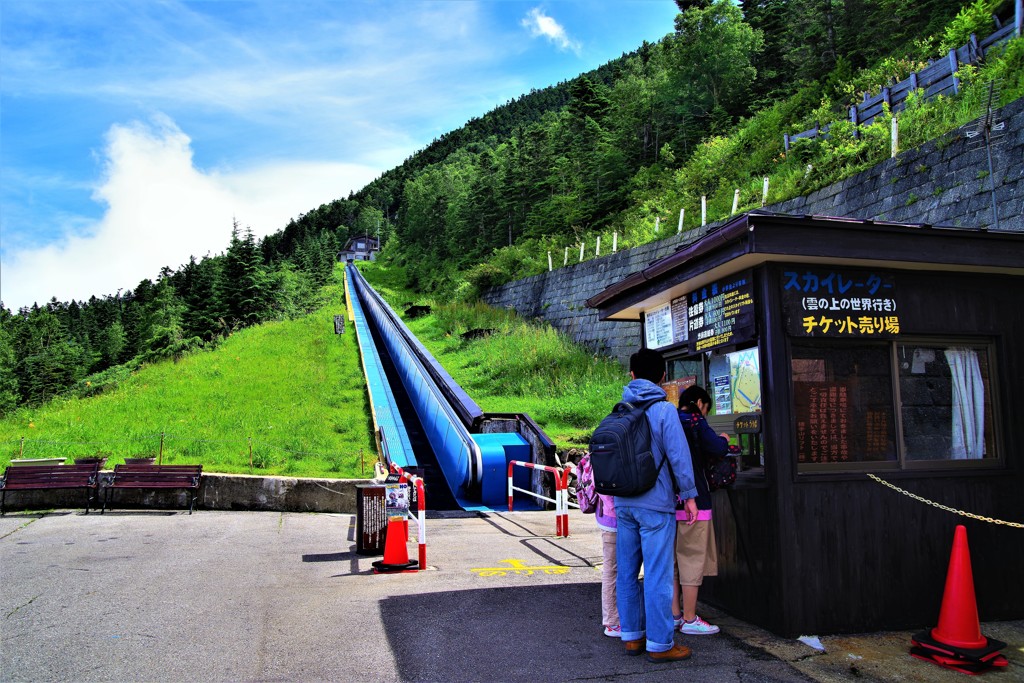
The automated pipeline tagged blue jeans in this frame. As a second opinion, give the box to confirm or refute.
[615,505,676,652]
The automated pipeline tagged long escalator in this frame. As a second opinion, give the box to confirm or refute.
[345,264,554,511]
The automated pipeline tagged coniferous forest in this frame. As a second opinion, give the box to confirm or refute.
[2,0,1022,415]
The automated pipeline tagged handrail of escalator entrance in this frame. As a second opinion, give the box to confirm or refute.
[348,265,483,489]
[362,277,484,430]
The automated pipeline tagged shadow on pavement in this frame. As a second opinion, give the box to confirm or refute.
[379,583,813,682]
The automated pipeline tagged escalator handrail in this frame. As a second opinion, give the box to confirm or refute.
[348,265,483,489]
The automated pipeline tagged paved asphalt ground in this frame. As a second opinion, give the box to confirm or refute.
[1,508,1021,683]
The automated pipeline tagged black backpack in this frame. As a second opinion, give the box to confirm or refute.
[589,398,665,497]
[680,410,738,492]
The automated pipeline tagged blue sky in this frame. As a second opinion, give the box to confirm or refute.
[0,0,679,310]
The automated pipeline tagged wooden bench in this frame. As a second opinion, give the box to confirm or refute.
[0,464,101,515]
[102,464,203,514]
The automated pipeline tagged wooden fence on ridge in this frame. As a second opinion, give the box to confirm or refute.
[784,4,1022,150]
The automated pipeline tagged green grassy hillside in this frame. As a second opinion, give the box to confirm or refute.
[0,272,376,477]
[0,262,626,477]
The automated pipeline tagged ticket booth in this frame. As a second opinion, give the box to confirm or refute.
[586,211,1024,636]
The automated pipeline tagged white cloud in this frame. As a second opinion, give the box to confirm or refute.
[0,115,381,309]
[521,8,581,55]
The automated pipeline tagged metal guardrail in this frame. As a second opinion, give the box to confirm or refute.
[346,266,416,469]
[507,460,571,537]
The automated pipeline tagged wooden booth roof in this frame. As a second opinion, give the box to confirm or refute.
[586,211,1024,322]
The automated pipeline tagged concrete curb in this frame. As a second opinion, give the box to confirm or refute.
[0,472,372,515]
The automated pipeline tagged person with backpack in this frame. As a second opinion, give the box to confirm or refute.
[671,385,728,636]
[574,454,621,638]
[608,348,698,663]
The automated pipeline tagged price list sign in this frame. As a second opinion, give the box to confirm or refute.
[687,271,755,354]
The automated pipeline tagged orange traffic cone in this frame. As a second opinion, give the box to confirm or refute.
[931,525,986,649]
[371,518,419,573]
[911,525,1007,674]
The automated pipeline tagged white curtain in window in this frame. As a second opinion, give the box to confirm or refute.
[943,348,985,459]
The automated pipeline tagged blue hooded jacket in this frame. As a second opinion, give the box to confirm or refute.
[613,379,698,513]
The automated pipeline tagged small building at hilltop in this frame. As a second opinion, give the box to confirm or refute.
[338,235,380,262]
[586,210,1024,636]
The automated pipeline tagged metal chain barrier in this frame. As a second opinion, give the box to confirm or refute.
[867,473,1023,528]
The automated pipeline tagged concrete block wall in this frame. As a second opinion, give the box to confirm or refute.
[1,473,373,515]
[482,98,1024,365]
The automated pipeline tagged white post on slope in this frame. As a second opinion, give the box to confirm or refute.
[655,216,660,233]
[596,236,601,256]
[612,232,618,253]
[701,196,707,226]
[677,208,684,234]
[732,189,740,215]
[548,251,552,271]
[762,177,769,206]
[579,242,585,262]
[891,116,899,158]
[564,247,568,266]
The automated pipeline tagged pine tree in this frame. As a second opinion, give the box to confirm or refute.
[220,220,267,330]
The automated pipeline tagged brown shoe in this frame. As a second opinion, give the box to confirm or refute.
[623,638,644,656]
[646,643,692,663]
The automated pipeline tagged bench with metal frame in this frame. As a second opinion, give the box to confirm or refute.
[0,463,101,515]
[102,464,203,514]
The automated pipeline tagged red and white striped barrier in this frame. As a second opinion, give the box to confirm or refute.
[507,460,571,537]
[388,463,427,570]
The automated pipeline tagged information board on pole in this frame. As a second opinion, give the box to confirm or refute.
[385,483,410,521]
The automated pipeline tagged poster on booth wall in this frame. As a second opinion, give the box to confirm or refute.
[713,375,732,414]
[385,483,410,521]
[661,376,697,406]
[645,302,674,349]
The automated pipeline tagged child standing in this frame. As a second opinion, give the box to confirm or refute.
[595,492,620,637]
[671,385,724,635]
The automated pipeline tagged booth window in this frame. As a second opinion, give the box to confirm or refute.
[898,343,996,462]
[792,338,999,470]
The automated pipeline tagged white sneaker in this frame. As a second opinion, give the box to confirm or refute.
[679,615,720,635]
[604,624,621,638]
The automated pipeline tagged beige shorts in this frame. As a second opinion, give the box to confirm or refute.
[674,519,718,586]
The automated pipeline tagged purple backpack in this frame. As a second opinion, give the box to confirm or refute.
[575,453,598,513]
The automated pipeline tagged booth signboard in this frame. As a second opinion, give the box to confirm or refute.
[356,485,387,555]
[782,268,899,338]
[734,413,761,434]
[686,270,755,353]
